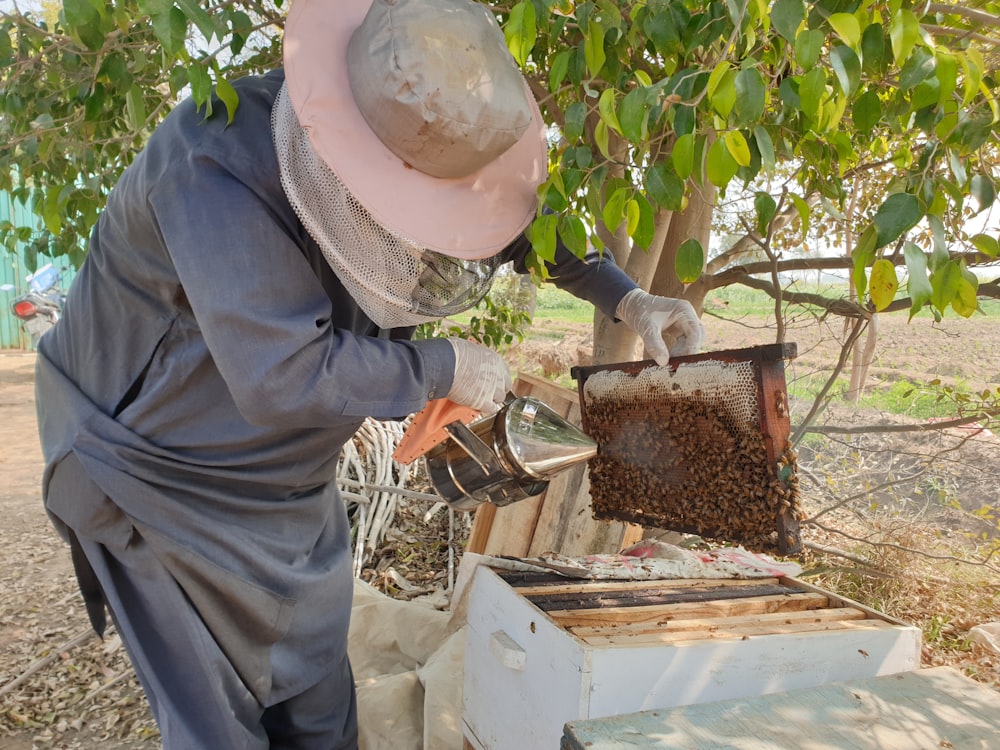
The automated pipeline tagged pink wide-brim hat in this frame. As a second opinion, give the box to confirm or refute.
[282,0,549,260]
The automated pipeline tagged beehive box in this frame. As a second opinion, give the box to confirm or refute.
[462,565,921,750]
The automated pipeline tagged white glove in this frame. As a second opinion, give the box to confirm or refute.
[445,338,512,413]
[615,288,704,366]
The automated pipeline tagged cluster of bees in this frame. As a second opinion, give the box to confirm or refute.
[584,389,803,552]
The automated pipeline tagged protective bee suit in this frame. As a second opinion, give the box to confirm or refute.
[34,0,703,747]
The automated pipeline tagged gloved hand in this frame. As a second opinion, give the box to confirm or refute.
[615,288,704,366]
[445,338,512,413]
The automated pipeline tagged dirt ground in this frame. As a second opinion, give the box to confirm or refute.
[1,306,998,748]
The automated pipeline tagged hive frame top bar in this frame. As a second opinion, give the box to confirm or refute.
[570,342,798,385]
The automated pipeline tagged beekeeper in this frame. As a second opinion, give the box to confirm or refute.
[34,0,703,747]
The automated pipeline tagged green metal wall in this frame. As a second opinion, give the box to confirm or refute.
[1,191,77,350]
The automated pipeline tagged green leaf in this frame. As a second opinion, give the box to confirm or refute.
[899,48,935,91]
[794,29,824,70]
[861,23,887,74]
[675,238,705,283]
[644,5,680,56]
[549,50,570,93]
[594,120,610,160]
[585,20,607,78]
[619,86,648,143]
[504,1,536,67]
[798,68,827,120]
[645,162,684,211]
[557,214,588,258]
[41,188,63,235]
[125,85,146,132]
[754,192,777,236]
[930,259,961,313]
[869,258,898,311]
[626,199,640,237]
[564,102,586,143]
[139,0,187,56]
[176,0,218,43]
[827,13,861,48]
[771,0,804,42]
[734,68,766,125]
[953,262,979,317]
[852,89,881,132]
[631,194,655,250]
[598,88,622,135]
[188,64,212,110]
[603,186,629,234]
[672,133,695,180]
[888,8,920,65]
[215,77,239,127]
[789,193,810,235]
[723,130,751,167]
[970,175,996,215]
[903,242,932,320]
[830,45,861,95]
[851,225,878,299]
[706,138,739,188]
[971,234,999,258]
[63,0,105,50]
[873,193,923,248]
[709,70,737,119]
[528,214,558,262]
[935,53,958,105]
[753,126,775,174]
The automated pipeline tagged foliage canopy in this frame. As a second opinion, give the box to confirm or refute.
[1,0,998,321]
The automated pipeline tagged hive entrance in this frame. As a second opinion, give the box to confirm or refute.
[572,344,802,554]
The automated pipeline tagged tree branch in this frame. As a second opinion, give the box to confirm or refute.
[805,519,1000,574]
[804,414,993,436]
[925,3,1000,29]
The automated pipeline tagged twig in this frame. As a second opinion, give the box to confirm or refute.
[804,541,953,585]
[805,414,990,435]
[78,669,133,707]
[0,628,95,698]
[806,520,1000,574]
[339,478,442,503]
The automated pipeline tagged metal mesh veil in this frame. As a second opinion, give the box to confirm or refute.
[271,83,500,329]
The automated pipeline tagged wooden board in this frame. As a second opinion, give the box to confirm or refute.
[466,372,642,557]
[561,666,1000,750]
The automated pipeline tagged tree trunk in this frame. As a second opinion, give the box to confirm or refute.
[591,219,639,365]
[591,207,676,365]
[650,179,716,315]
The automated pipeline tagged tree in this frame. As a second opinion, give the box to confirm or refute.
[2,0,998,349]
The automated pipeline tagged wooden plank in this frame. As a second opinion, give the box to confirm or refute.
[567,606,867,639]
[546,591,830,628]
[577,614,891,647]
[526,583,795,612]
[562,666,1000,750]
[509,576,782,598]
[467,373,641,557]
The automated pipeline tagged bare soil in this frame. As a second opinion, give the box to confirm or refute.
[1,306,998,747]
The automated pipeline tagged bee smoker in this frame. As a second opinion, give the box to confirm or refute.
[425,395,598,512]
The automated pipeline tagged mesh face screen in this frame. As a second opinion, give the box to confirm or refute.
[580,359,802,551]
[272,84,498,328]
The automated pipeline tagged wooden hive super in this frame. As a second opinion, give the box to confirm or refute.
[462,566,922,750]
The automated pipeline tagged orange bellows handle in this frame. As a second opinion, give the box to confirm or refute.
[393,398,481,464]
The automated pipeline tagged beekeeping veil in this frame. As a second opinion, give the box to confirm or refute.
[276,0,548,328]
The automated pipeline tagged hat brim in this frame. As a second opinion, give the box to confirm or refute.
[283,0,548,260]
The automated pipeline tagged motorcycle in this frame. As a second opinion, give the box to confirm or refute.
[1,263,67,347]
